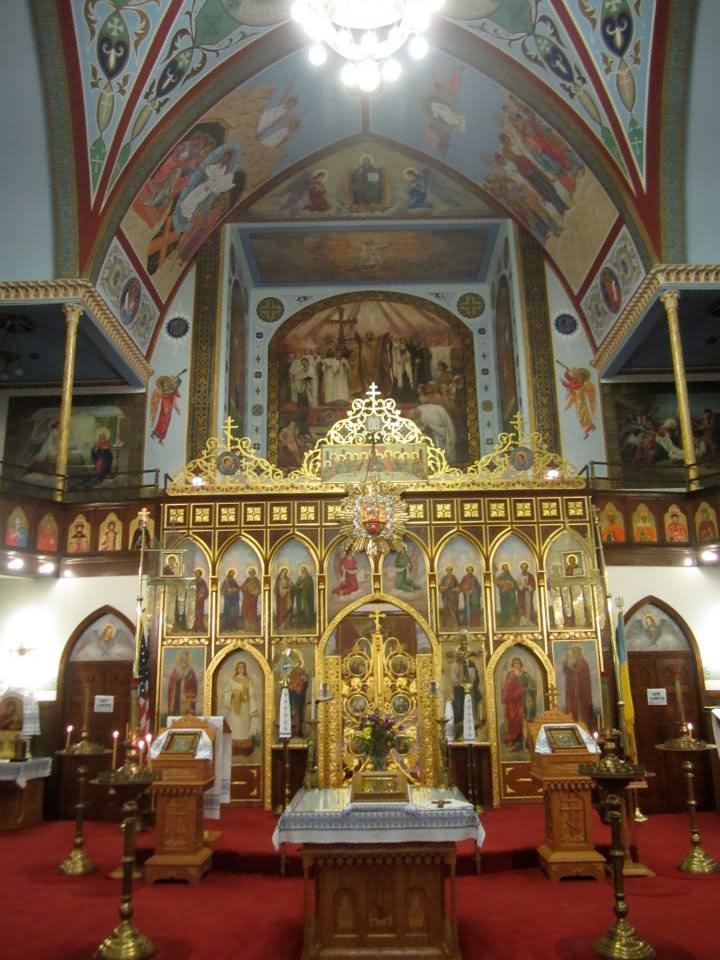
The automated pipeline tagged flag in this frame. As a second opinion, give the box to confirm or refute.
[137,626,151,739]
[616,610,637,763]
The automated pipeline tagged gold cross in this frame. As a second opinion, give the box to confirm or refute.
[369,609,386,635]
[137,507,150,527]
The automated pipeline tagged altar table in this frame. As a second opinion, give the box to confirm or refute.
[274,786,483,960]
[0,758,52,830]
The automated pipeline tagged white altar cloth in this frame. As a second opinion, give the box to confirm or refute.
[0,757,52,789]
[272,785,484,849]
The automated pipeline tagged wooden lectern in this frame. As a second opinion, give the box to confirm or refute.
[529,710,604,881]
[144,715,216,884]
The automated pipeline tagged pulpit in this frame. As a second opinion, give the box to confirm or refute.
[145,715,216,884]
[530,720,604,881]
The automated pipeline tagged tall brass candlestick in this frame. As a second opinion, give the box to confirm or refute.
[58,764,95,876]
[95,800,155,959]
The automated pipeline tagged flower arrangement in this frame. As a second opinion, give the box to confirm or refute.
[355,709,405,770]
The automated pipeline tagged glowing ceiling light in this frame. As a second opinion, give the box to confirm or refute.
[292,1,442,91]
[7,557,24,571]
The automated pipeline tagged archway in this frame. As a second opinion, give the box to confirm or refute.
[624,597,711,813]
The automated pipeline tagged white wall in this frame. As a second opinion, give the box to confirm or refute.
[0,1,53,278]
[0,574,136,700]
[685,0,720,262]
[605,564,720,689]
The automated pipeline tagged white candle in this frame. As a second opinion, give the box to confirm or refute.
[112,730,119,768]
[687,722,693,738]
[310,678,316,721]
[138,741,145,767]
[64,725,73,750]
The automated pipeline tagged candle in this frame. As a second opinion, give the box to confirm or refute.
[137,741,145,767]
[310,678,316,722]
[593,731,599,741]
[674,675,687,726]
[112,730,119,768]
[64,725,73,750]
[687,721,693,739]
[428,680,439,697]
[145,733,152,764]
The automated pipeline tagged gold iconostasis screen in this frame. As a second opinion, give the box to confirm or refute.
[153,492,605,807]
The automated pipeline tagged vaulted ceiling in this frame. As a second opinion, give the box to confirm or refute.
[33,1,693,363]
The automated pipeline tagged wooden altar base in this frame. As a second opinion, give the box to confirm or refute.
[301,842,461,960]
[144,846,213,884]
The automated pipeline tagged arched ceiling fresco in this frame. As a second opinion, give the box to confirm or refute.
[43,0,690,358]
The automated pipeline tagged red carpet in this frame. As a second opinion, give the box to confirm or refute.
[3,806,719,959]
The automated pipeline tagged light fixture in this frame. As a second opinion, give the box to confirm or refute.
[7,557,25,571]
[191,475,205,487]
[700,547,718,563]
[38,561,56,575]
[291,1,443,91]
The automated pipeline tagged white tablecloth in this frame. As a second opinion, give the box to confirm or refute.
[0,757,52,789]
[272,786,485,849]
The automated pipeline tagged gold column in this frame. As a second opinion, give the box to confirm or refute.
[660,289,698,491]
[55,302,82,500]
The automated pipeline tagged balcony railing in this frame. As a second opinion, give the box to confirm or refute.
[581,461,720,493]
[0,459,160,501]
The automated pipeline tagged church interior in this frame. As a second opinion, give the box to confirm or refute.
[1,2,720,958]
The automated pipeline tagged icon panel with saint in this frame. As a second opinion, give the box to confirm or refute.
[217,539,264,636]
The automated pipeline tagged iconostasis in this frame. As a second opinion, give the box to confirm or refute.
[152,490,605,808]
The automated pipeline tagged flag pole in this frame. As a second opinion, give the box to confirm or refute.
[590,507,625,740]
[131,507,150,736]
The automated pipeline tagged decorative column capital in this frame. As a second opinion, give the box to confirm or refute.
[659,288,680,314]
[62,301,83,325]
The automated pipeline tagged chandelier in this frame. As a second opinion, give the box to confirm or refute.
[291,1,444,92]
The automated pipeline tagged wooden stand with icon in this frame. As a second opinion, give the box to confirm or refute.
[144,716,216,885]
[530,710,605,882]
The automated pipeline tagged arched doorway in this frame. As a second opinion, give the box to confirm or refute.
[56,606,136,818]
[624,597,711,813]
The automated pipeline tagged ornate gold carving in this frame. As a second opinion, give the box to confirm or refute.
[271,504,290,523]
[514,501,533,520]
[187,233,222,461]
[462,501,480,520]
[218,505,238,525]
[540,500,560,519]
[593,263,720,372]
[320,656,342,787]
[434,502,454,521]
[408,502,426,521]
[192,505,212,526]
[0,280,151,383]
[168,395,583,496]
[489,501,508,520]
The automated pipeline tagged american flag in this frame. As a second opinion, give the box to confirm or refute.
[137,626,151,739]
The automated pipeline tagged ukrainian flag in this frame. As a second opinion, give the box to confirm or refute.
[616,610,638,763]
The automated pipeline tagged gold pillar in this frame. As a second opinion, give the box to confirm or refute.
[55,302,82,500]
[660,289,698,491]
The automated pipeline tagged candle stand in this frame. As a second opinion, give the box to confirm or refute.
[95,799,155,959]
[58,763,96,876]
[581,731,654,960]
[435,717,450,790]
[656,726,718,874]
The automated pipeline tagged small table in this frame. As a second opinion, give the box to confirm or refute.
[0,758,52,830]
[274,786,483,960]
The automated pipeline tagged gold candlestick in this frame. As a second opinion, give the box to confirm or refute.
[58,764,96,876]
[94,800,155,959]
[656,735,718,874]
[581,732,654,960]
